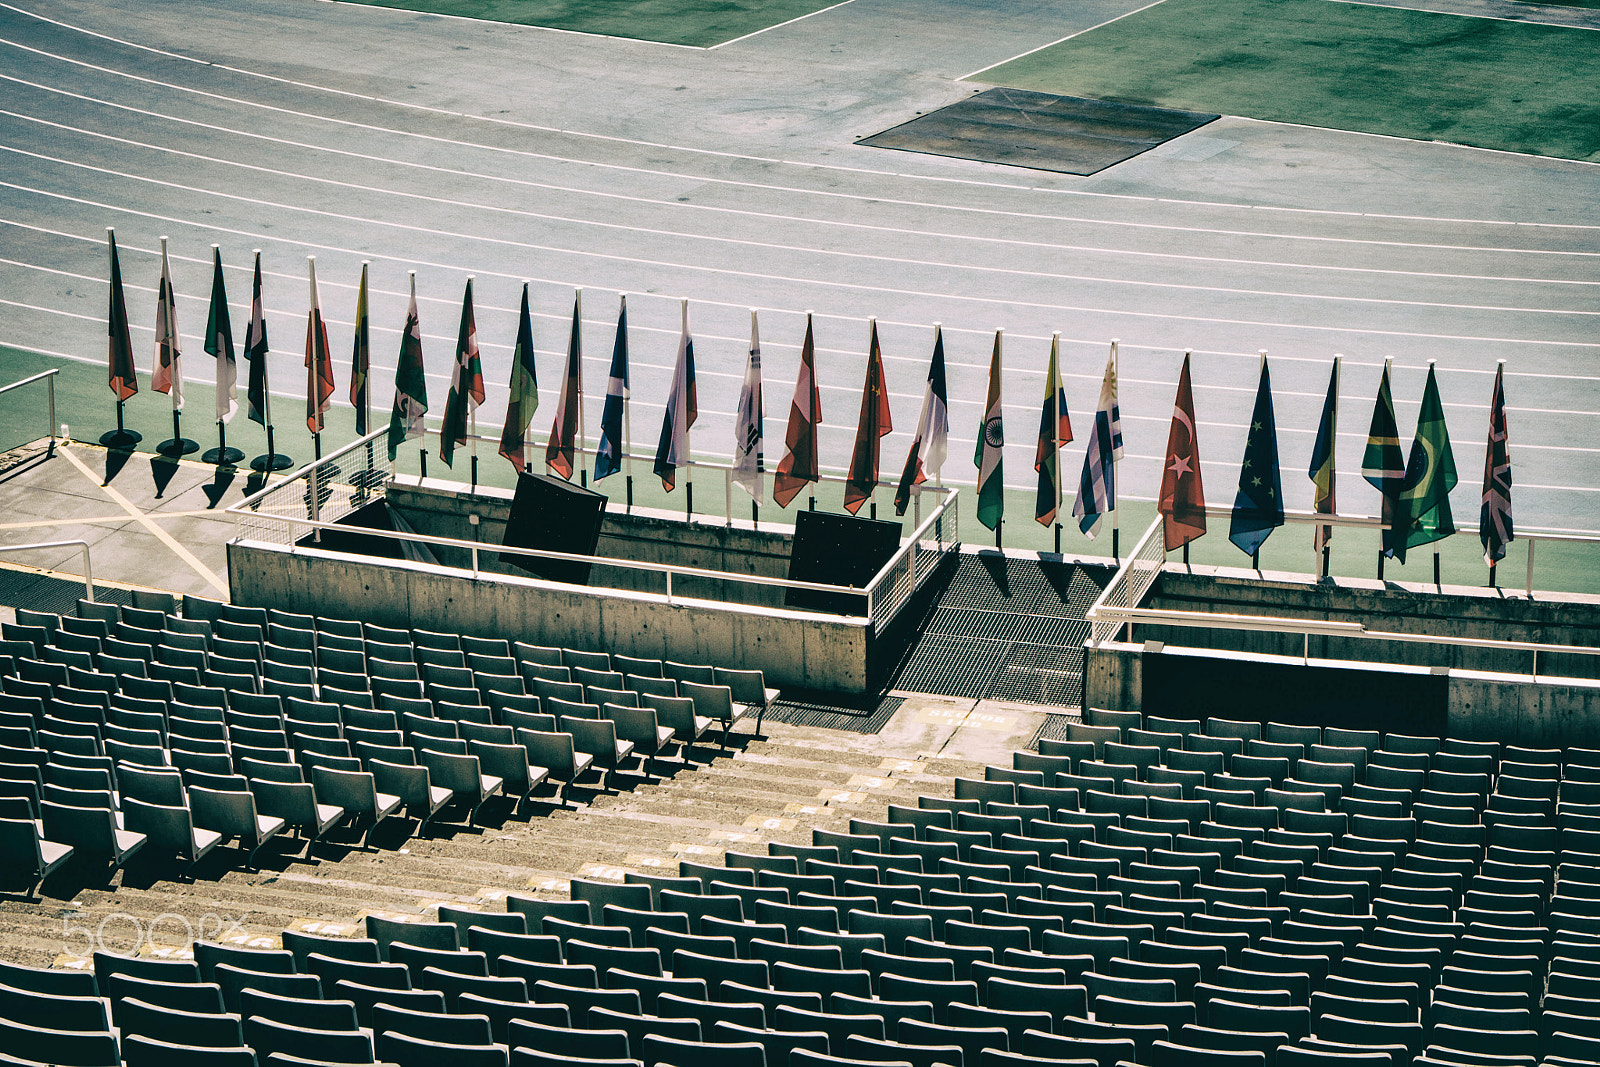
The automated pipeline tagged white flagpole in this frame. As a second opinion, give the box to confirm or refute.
[1109,338,1120,557]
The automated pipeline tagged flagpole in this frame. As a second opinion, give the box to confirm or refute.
[1318,355,1340,578]
[521,280,532,476]
[246,250,292,474]
[101,227,142,449]
[622,293,633,513]
[995,327,1003,551]
[680,298,694,521]
[1109,338,1120,561]
[575,288,586,488]
[1052,331,1063,555]
[1251,349,1267,571]
[156,236,198,458]
[362,260,375,487]
[1429,356,1442,588]
[308,256,322,462]
[1377,355,1393,581]
[750,308,760,529]
[204,245,244,466]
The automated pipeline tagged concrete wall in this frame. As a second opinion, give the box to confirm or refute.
[228,539,872,692]
[387,480,795,607]
[1084,641,1600,747]
[1144,569,1600,680]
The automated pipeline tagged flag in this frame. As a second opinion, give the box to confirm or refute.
[386,274,427,462]
[304,258,334,434]
[1034,333,1074,526]
[773,313,821,509]
[349,262,370,435]
[1480,362,1513,568]
[653,299,699,491]
[498,283,539,472]
[1073,342,1124,538]
[732,309,765,501]
[594,295,629,481]
[244,249,269,426]
[1229,356,1284,557]
[844,318,893,515]
[439,277,485,468]
[973,329,1004,532]
[1394,361,1457,563]
[205,246,236,425]
[153,237,182,411]
[1362,361,1406,558]
[894,324,950,517]
[1159,352,1206,550]
[1309,357,1339,551]
[546,289,582,480]
[106,229,138,402]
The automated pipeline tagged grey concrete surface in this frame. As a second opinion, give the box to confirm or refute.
[0,0,1593,566]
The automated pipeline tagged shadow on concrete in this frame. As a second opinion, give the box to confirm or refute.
[149,454,180,498]
[102,447,135,486]
[202,466,236,509]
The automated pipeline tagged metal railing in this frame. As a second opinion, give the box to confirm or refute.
[0,540,94,601]
[0,369,59,455]
[1086,515,1167,645]
[1087,516,1600,678]
[228,429,960,630]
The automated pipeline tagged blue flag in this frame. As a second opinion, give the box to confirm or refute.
[595,295,629,481]
[1228,356,1283,556]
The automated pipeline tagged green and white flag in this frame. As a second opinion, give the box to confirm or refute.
[1394,361,1457,563]
[973,329,1004,531]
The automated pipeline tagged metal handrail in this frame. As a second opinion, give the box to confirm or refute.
[229,428,960,622]
[0,368,58,455]
[0,539,94,601]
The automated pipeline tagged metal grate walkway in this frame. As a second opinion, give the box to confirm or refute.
[888,554,1111,708]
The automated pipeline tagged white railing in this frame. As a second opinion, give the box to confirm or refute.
[228,428,960,630]
[0,539,94,601]
[1088,516,1600,678]
[0,369,59,455]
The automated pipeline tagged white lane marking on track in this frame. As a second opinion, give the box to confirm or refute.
[6,85,1593,288]
[7,135,1594,322]
[1,9,1597,231]
[6,165,1598,351]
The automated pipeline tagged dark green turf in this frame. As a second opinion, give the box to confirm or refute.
[1,345,1591,595]
[334,0,845,47]
[981,0,1600,162]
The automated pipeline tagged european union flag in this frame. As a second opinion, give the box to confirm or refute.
[1229,356,1283,557]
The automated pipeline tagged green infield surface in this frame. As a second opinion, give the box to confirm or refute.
[332,0,845,46]
[980,0,1600,163]
[3,346,1595,597]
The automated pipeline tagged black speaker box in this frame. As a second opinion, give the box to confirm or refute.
[498,472,607,585]
[785,510,903,615]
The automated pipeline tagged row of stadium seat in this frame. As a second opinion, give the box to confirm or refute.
[0,597,772,894]
[4,707,1599,1065]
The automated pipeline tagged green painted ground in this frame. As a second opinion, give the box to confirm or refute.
[982,0,1600,162]
[334,0,845,46]
[1,345,1592,595]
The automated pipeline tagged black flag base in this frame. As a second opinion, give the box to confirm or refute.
[157,436,199,458]
[250,425,293,472]
[156,410,197,458]
[99,400,142,449]
[202,421,243,466]
[250,452,293,472]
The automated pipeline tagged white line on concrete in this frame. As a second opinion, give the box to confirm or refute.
[9,175,1596,353]
[5,90,1593,289]
[960,0,1174,81]
[307,0,705,48]
[9,134,1592,323]
[3,5,1596,231]
[710,0,858,49]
